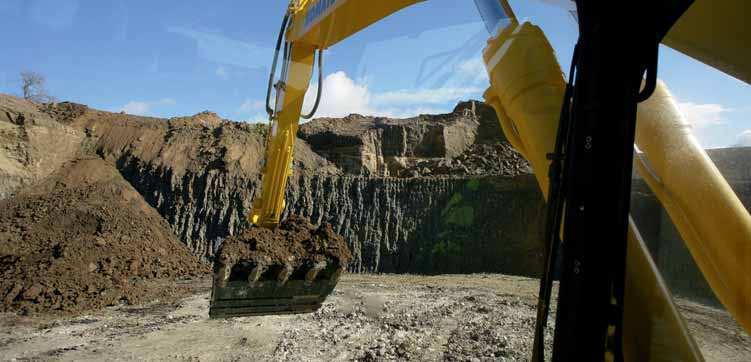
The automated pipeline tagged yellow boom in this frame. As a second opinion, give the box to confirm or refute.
[248,0,424,227]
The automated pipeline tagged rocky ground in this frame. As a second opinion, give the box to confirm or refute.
[402,143,531,178]
[1,274,748,362]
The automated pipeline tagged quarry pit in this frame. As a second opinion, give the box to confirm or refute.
[0,94,749,360]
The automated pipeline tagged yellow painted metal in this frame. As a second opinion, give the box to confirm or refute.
[285,0,424,49]
[482,21,703,361]
[663,0,751,84]
[634,80,751,333]
[249,42,316,227]
[623,222,705,362]
[482,21,564,199]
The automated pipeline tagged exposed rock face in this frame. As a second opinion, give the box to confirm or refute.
[298,101,512,177]
[284,174,545,275]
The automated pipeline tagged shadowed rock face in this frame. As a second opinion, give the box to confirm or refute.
[283,174,545,275]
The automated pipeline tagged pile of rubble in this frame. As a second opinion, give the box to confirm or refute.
[396,143,531,178]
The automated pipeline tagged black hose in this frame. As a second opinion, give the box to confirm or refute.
[266,13,290,117]
[301,49,323,120]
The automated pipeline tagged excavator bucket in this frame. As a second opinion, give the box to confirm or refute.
[209,257,344,318]
[207,217,351,318]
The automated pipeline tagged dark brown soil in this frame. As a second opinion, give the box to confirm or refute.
[216,216,352,273]
[0,158,208,315]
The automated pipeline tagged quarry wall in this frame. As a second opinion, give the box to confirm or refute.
[115,155,546,276]
[2,95,749,307]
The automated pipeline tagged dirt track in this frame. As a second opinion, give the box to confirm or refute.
[1,274,748,361]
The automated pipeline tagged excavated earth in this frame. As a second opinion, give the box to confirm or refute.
[0,158,207,315]
[216,216,352,276]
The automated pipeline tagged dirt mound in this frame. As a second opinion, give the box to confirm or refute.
[168,111,224,128]
[216,216,352,279]
[0,158,208,315]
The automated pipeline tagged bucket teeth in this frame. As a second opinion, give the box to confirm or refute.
[210,257,344,318]
[248,263,267,286]
[277,263,294,286]
[331,265,344,281]
[305,261,328,283]
[215,265,231,288]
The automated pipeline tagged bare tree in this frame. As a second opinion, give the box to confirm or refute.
[20,71,55,103]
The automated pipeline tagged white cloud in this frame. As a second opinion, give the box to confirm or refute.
[456,56,489,85]
[121,101,150,115]
[302,71,481,119]
[158,98,176,106]
[677,102,729,129]
[736,130,751,147]
[245,113,269,123]
[676,101,733,147]
[303,71,374,118]
[119,98,176,116]
[216,66,228,79]
[238,99,264,113]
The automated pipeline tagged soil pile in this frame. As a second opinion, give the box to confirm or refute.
[216,216,352,275]
[0,158,207,315]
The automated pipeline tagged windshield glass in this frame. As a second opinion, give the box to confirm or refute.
[0,1,747,361]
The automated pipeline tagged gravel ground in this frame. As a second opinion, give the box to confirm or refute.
[0,274,748,361]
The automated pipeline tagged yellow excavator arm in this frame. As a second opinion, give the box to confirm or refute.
[245,0,750,360]
[248,0,424,227]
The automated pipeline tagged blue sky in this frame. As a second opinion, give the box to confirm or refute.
[0,0,747,148]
